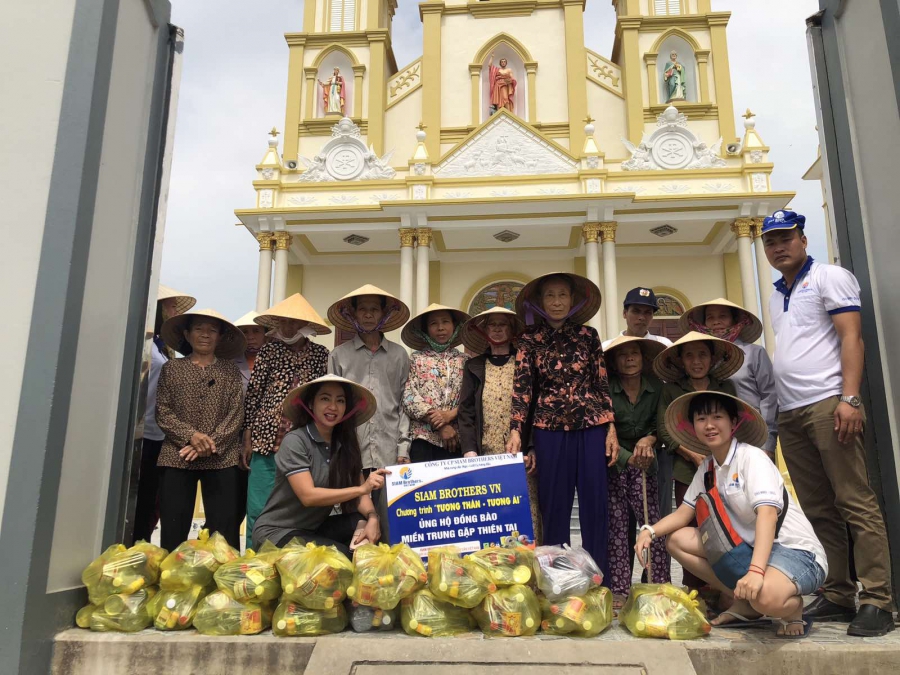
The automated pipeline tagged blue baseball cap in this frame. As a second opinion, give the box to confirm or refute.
[761,209,806,234]
[623,287,659,311]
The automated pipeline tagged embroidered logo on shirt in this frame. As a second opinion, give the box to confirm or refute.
[727,473,741,490]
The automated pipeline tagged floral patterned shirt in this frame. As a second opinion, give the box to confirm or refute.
[244,339,329,456]
[511,321,615,433]
[403,348,469,447]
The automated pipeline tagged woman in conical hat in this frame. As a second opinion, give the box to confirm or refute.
[679,299,777,455]
[636,391,826,638]
[132,284,196,545]
[155,309,247,551]
[252,375,385,557]
[654,331,743,591]
[401,303,471,463]
[508,272,617,578]
[233,310,267,394]
[458,307,541,544]
[243,293,331,549]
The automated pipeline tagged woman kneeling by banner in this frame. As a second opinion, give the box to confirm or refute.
[635,391,827,639]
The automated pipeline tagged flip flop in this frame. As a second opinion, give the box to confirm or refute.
[775,618,813,639]
[712,610,774,629]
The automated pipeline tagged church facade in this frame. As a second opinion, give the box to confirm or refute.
[236,0,790,348]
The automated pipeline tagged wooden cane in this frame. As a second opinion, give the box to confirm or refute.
[641,468,653,581]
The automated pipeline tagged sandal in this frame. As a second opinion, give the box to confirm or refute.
[775,618,813,639]
[712,610,773,629]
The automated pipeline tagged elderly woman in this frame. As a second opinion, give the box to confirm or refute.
[233,310,267,394]
[252,375,385,557]
[507,272,617,577]
[655,331,743,590]
[402,304,471,463]
[458,307,541,544]
[603,336,671,605]
[679,299,777,456]
[132,285,196,545]
[242,294,331,549]
[156,309,247,550]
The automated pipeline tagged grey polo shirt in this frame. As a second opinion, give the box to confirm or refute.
[732,339,778,454]
[328,334,410,467]
[251,423,335,549]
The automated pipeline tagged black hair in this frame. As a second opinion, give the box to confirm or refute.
[154,303,166,337]
[688,393,738,423]
[703,306,740,323]
[350,295,387,310]
[179,315,224,356]
[293,381,363,513]
[677,340,715,359]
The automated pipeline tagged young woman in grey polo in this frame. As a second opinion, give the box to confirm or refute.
[251,376,388,557]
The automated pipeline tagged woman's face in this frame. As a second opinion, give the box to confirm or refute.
[704,306,734,332]
[614,343,643,377]
[185,319,221,356]
[426,310,454,344]
[240,325,266,352]
[541,280,573,321]
[484,315,512,345]
[160,297,179,321]
[279,318,306,339]
[312,382,347,429]
[681,343,712,380]
[692,404,736,453]
[354,295,385,333]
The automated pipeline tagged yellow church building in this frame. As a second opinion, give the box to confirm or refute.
[235,0,790,349]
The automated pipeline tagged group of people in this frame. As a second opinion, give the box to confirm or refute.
[135,209,894,640]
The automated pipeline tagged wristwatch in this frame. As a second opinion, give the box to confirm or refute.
[840,395,861,408]
[639,524,657,540]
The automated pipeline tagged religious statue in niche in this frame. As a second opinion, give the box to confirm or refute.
[488,54,517,115]
[318,67,347,116]
[663,51,687,102]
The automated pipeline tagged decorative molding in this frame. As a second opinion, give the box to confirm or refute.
[260,168,275,180]
[413,163,426,176]
[586,156,600,169]
[435,111,578,178]
[413,184,427,200]
[599,221,617,244]
[416,227,433,247]
[731,218,753,239]
[752,173,769,192]
[643,102,718,122]
[256,232,275,251]
[702,182,736,193]
[443,190,473,199]
[622,105,726,171]
[258,189,274,208]
[582,222,601,244]
[750,150,764,164]
[491,188,520,197]
[399,228,417,248]
[297,117,396,182]
[468,1,539,19]
[329,194,360,205]
[658,184,691,194]
[369,192,394,203]
[612,184,646,194]
[538,187,568,195]
[586,179,601,194]
[273,232,293,250]
[586,49,624,98]
[386,58,421,109]
[299,118,369,137]
[749,217,766,238]
[286,195,317,207]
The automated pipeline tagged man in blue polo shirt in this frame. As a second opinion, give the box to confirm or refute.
[762,209,894,637]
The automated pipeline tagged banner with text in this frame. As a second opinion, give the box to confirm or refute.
[385,454,534,557]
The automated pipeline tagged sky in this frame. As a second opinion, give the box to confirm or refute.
[163,0,826,320]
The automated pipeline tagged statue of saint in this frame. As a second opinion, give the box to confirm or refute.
[318,67,346,116]
[488,54,517,115]
[664,51,687,102]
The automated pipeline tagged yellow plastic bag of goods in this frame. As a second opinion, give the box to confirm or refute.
[193,590,273,635]
[83,543,167,604]
[539,586,613,637]
[275,542,354,610]
[147,585,208,631]
[427,546,497,609]
[619,584,711,640]
[272,599,348,636]
[347,543,427,610]
[75,604,97,629]
[472,584,540,637]
[469,545,535,588]
[346,600,399,632]
[214,549,281,603]
[81,544,127,605]
[88,587,157,633]
[159,530,239,591]
[400,588,474,637]
[532,544,603,601]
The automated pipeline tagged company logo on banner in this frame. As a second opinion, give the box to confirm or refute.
[385,454,534,557]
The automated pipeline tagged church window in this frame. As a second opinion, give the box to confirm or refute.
[467,281,524,316]
[654,0,682,16]
[329,0,356,32]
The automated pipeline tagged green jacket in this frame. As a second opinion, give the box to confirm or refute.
[609,374,662,475]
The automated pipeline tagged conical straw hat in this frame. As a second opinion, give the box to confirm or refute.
[652,331,744,383]
[514,272,601,326]
[678,298,763,344]
[161,308,247,360]
[401,303,471,351]
[327,284,410,333]
[665,391,768,456]
[603,335,667,376]
[282,375,377,427]
[234,311,262,328]
[157,284,196,315]
[461,307,525,354]
[256,293,331,335]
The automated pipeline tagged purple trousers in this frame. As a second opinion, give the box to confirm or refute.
[607,465,671,595]
[533,425,610,582]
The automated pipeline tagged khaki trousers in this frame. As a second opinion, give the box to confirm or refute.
[779,396,893,611]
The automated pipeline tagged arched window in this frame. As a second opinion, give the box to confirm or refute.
[467,280,525,315]
[315,50,355,118]
[655,293,686,317]
[329,0,356,32]
[656,35,698,103]
[480,44,527,122]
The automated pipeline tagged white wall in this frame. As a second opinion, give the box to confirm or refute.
[0,0,78,535]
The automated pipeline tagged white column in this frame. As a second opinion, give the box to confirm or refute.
[600,222,619,337]
[416,227,431,313]
[731,219,760,319]
[399,229,416,312]
[255,233,274,312]
[582,223,603,335]
[752,219,776,353]
[272,232,292,305]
